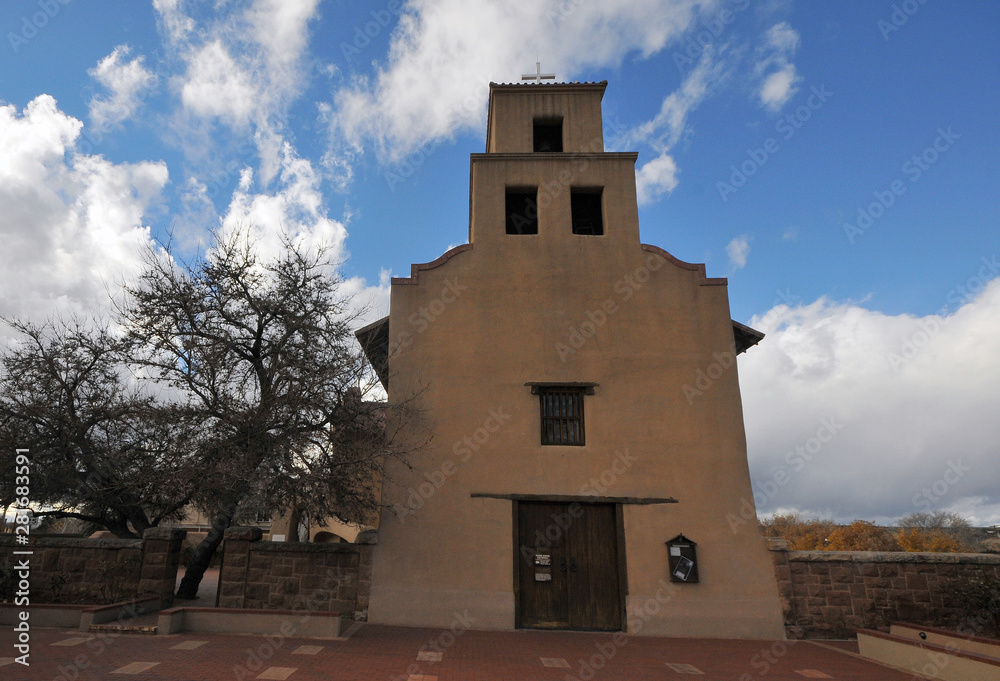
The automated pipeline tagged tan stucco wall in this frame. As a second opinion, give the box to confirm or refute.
[369,84,785,638]
[486,83,606,153]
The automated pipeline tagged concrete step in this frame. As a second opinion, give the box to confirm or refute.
[889,622,1000,659]
[857,628,1000,681]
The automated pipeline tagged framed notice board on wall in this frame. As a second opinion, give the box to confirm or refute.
[666,534,699,583]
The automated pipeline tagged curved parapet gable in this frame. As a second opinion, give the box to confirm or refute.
[640,244,728,286]
[391,244,473,286]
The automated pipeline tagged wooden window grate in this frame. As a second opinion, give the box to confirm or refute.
[539,388,585,445]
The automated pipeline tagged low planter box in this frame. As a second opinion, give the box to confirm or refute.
[157,607,343,639]
[0,597,160,630]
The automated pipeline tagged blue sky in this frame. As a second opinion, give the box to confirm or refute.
[1,1,998,525]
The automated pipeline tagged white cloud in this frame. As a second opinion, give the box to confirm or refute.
[88,45,157,131]
[220,144,347,266]
[0,96,166,326]
[217,144,391,328]
[149,0,390,321]
[754,21,801,111]
[329,0,711,161]
[179,40,258,127]
[156,0,322,182]
[740,279,1000,524]
[624,47,728,204]
[635,153,679,205]
[624,46,727,152]
[727,235,750,268]
[152,0,194,44]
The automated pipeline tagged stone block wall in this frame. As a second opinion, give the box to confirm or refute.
[0,527,185,605]
[217,526,373,621]
[769,543,1000,639]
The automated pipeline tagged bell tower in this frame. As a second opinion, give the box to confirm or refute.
[470,80,642,260]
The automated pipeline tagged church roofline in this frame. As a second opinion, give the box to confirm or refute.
[470,151,638,162]
[639,244,728,287]
[488,80,608,90]
[390,243,473,286]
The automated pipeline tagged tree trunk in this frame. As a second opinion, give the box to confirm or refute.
[286,508,301,543]
[175,511,231,600]
[105,516,139,539]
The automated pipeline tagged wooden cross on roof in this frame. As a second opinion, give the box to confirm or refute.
[522,60,555,83]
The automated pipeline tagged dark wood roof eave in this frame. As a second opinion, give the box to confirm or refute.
[355,316,390,391]
[732,320,765,355]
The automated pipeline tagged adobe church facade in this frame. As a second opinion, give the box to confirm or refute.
[356,80,786,638]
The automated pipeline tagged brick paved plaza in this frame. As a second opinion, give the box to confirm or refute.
[2,623,918,680]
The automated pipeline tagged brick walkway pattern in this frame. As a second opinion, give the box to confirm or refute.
[2,624,920,680]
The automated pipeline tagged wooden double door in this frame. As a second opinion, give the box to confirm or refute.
[516,501,623,631]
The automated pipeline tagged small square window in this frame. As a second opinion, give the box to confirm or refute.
[539,388,585,446]
[571,189,603,235]
[533,119,563,152]
[506,189,538,234]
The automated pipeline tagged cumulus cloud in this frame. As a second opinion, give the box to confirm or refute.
[754,22,801,111]
[179,40,258,127]
[88,45,157,131]
[163,0,321,127]
[739,278,1000,525]
[328,0,710,161]
[727,235,750,268]
[217,146,391,328]
[0,96,166,326]
[149,0,392,320]
[635,153,679,205]
[155,0,322,183]
[220,144,348,267]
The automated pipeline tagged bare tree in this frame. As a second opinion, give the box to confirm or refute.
[0,318,201,538]
[897,511,972,529]
[117,226,420,599]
